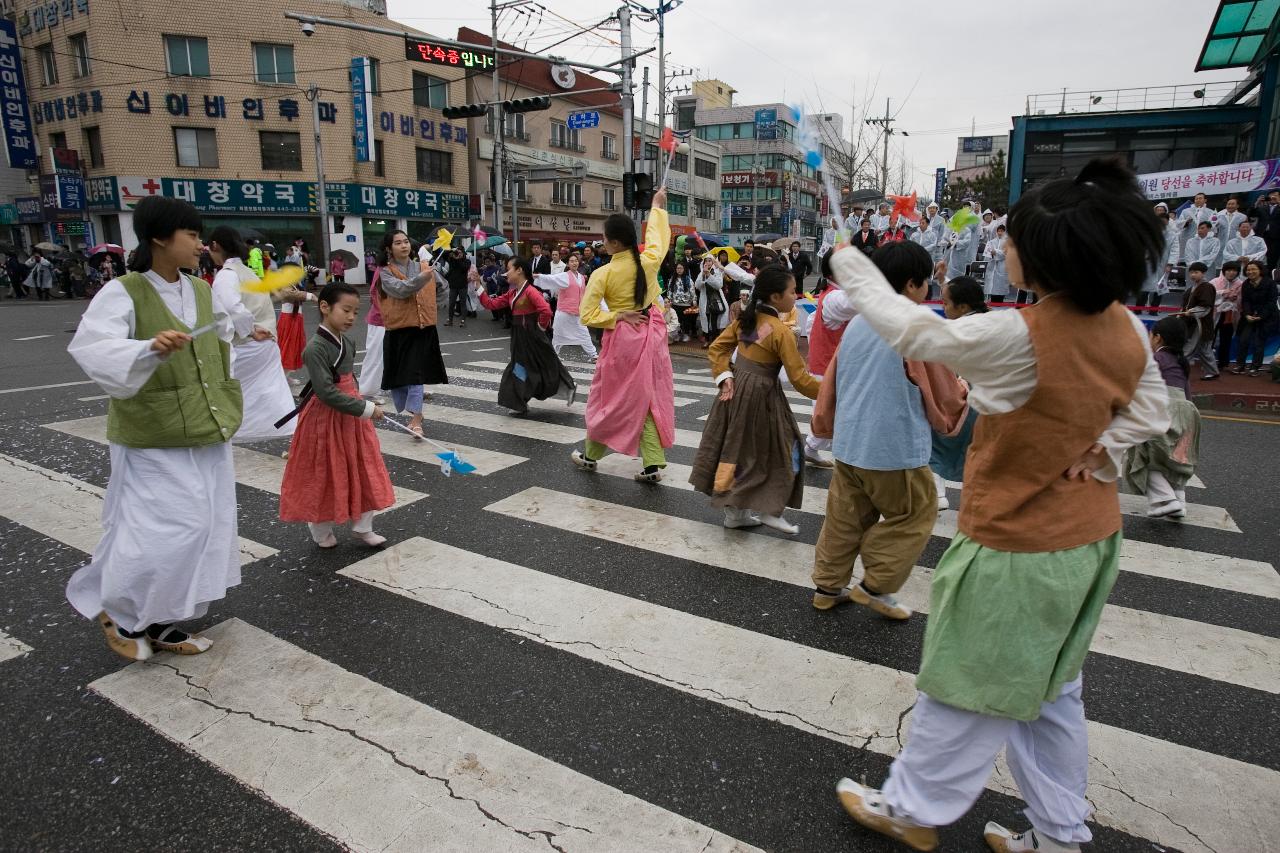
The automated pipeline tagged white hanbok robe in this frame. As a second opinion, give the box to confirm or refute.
[66,272,241,633]
[212,259,296,442]
[534,270,597,358]
[982,235,1010,298]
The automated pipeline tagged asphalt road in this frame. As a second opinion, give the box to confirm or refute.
[0,293,1277,853]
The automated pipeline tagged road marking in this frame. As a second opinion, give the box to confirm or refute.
[473,347,503,352]
[0,630,33,664]
[76,395,110,402]
[445,366,699,408]
[487,487,1279,694]
[345,537,1277,853]
[0,379,95,395]
[376,425,527,476]
[421,403,585,444]
[0,453,275,565]
[13,334,53,341]
[439,335,509,346]
[43,416,425,508]
[90,619,759,853]
[466,360,812,403]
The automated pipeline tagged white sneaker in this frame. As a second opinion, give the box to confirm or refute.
[758,513,799,534]
[723,507,761,529]
[836,778,938,851]
[937,493,950,512]
[803,451,834,469]
[983,822,1079,852]
[850,584,913,620]
[1147,500,1185,519]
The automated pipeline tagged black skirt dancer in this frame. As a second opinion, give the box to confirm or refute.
[499,313,576,412]
[381,325,448,390]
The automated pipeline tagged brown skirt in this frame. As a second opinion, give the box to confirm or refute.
[689,355,805,516]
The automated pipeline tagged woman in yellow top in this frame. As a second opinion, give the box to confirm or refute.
[572,189,673,482]
[690,264,821,533]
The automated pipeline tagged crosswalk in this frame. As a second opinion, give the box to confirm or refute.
[2,348,1276,853]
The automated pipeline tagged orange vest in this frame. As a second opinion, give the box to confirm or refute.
[379,265,437,330]
[957,297,1146,553]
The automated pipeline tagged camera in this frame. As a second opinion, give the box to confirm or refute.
[301,21,316,37]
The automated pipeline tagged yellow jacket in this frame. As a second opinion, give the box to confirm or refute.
[580,208,670,329]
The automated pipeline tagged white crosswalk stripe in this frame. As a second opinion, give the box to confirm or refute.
[465,360,813,403]
[91,619,757,853]
[0,629,33,664]
[0,452,276,564]
[341,536,1278,853]
[485,487,1279,693]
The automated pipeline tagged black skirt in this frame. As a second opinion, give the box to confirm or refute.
[381,325,449,390]
[498,314,575,411]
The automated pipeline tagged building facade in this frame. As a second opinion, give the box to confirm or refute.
[458,27,623,252]
[674,81,822,246]
[3,0,474,283]
[632,117,722,239]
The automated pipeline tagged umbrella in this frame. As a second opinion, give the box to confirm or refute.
[769,237,792,251]
[480,235,509,249]
[239,227,265,242]
[34,241,63,254]
[87,242,124,256]
[696,233,724,249]
[753,233,783,243]
[329,249,359,270]
[701,246,739,264]
[491,242,514,257]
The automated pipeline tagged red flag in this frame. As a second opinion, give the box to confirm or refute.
[659,127,676,154]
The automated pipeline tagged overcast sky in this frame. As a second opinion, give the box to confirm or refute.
[385,1,1248,192]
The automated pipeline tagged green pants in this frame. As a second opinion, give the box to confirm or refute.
[585,415,666,469]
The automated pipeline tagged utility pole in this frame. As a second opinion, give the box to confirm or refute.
[619,4,634,177]
[307,83,330,264]
[640,64,650,181]
[490,0,504,233]
[656,3,666,135]
[864,97,895,196]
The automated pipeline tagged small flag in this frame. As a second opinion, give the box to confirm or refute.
[472,224,485,242]
[659,127,676,154]
[948,206,980,233]
[240,264,306,293]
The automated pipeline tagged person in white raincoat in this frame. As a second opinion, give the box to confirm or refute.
[1184,220,1222,281]
[694,256,729,344]
[1223,219,1268,268]
[982,223,1011,301]
[944,206,980,281]
[1214,196,1247,269]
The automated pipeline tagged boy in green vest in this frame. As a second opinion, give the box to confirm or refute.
[67,196,243,662]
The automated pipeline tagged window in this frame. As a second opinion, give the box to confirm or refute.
[549,121,582,152]
[694,158,716,179]
[373,139,385,178]
[668,193,688,216]
[506,112,527,141]
[69,33,90,77]
[253,43,295,84]
[416,148,452,184]
[695,198,716,219]
[511,175,528,201]
[553,181,583,207]
[645,142,659,161]
[36,44,57,84]
[174,127,218,168]
[676,103,696,131]
[83,126,104,168]
[602,187,616,211]
[100,214,122,246]
[602,133,617,160]
[671,152,688,173]
[164,35,209,77]
[368,57,381,95]
[49,131,67,150]
[259,130,301,170]
[412,72,448,109]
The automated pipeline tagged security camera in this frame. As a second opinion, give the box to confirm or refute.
[301,21,316,37]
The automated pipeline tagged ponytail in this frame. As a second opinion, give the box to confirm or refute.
[739,264,794,337]
[629,244,646,308]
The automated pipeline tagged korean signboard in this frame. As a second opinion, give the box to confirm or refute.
[961,136,994,153]
[404,38,493,70]
[15,196,42,223]
[17,0,90,34]
[0,18,37,168]
[935,167,947,201]
[49,147,84,210]
[1136,158,1280,201]
[721,170,778,188]
[754,108,777,141]
[351,57,375,163]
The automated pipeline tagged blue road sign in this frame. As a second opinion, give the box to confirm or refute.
[567,111,600,130]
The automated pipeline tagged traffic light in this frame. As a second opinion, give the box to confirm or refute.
[441,103,489,120]
[504,96,551,114]
[623,172,654,210]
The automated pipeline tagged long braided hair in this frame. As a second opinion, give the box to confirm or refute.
[603,213,648,309]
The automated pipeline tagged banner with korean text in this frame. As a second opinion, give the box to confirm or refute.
[1137,158,1280,201]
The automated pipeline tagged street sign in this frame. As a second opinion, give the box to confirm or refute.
[754,108,777,141]
[567,111,600,130]
[935,167,947,202]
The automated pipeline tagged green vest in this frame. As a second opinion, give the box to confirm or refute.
[106,272,243,448]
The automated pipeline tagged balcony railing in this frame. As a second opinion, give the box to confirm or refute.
[503,128,530,142]
[549,137,586,153]
[601,150,619,160]
[552,198,587,208]
[1024,80,1251,116]
[600,203,617,211]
